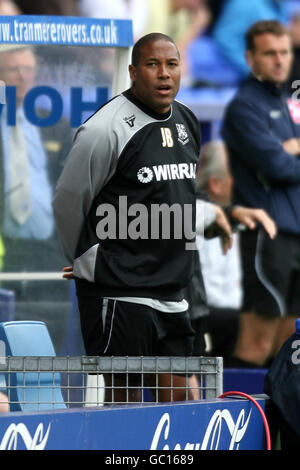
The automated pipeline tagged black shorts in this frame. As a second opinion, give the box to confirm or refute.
[240,229,300,318]
[78,297,195,358]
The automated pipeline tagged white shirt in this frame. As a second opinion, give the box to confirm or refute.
[198,232,242,309]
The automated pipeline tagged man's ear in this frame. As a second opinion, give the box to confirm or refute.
[129,64,136,82]
[245,50,253,68]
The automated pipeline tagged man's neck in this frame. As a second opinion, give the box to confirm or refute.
[251,72,284,89]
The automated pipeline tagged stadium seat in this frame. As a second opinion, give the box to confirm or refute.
[0,320,66,411]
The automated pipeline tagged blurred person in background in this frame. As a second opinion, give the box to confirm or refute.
[0,0,21,14]
[79,0,211,82]
[54,32,212,404]
[222,20,300,368]
[78,0,149,91]
[144,0,211,80]
[13,0,79,16]
[195,140,241,364]
[54,31,277,403]
[187,140,276,397]
[188,139,276,369]
[0,237,4,271]
[78,0,149,40]
[0,46,72,350]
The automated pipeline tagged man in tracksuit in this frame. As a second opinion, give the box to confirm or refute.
[222,20,300,368]
[53,32,276,403]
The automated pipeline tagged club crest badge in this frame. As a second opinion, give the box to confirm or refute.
[176,123,189,145]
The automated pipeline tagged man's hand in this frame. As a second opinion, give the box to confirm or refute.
[214,205,233,254]
[230,206,277,239]
[282,137,300,156]
[204,204,233,254]
[62,266,74,280]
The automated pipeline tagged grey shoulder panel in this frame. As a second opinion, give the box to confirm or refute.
[52,93,165,263]
[83,93,168,161]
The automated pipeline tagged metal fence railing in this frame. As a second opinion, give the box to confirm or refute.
[0,356,223,411]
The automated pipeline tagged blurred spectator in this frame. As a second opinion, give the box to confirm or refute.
[184,236,210,359]
[187,0,289,87]
[0,2,21,277]
[0,45,73,348]
[204,0,226,33]
[196,140,241,363]
[13,0,79,15]
[78,0,149,39]
[212,0,288,79]
[144,0,211,79]
[222,20,300,367]
[288,9,300,91]
[78,0,150,94]
[79,0,211,83]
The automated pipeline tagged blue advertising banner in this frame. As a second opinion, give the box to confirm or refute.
[0,15,133,48]
[0,398,268,450]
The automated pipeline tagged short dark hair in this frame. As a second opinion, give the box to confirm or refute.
[131,32,179,66]
[246,20,289,52]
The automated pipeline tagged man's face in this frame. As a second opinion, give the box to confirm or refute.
[0,48,36,104]
[129,39,181,114]
[246,33,293,86]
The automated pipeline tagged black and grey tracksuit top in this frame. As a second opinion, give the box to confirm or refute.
[52,89,203,303]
